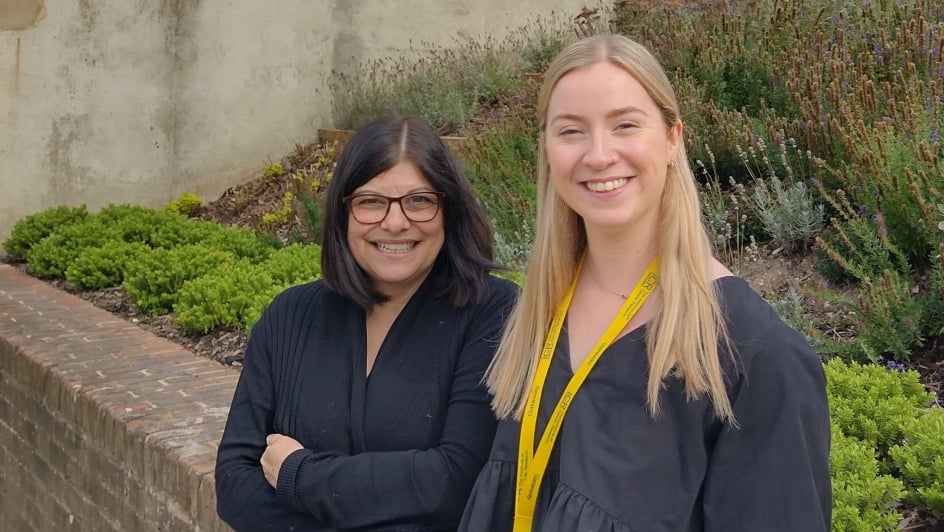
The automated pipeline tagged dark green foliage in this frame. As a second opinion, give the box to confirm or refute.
[65,241,150,290]
[296,193,323,245]
[2,205,89,260]
[714,56,794,119]
[855,271,926,362]
[122,245,235,316]
[521,28,565,73]
[816,188,930,361]
[814,228,857,284]
[922,257,944,338]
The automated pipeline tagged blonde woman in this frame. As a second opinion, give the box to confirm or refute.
[459,35,831,531]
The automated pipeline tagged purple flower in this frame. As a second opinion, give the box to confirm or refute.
[887,360,906,371]
[880,356,907,371]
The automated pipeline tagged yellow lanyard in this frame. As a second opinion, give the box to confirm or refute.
[513,257,660,532]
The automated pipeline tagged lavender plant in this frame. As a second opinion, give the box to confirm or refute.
[463,107,538,271]
[739,138,826,252]
[331,36,524,134]
[695,147,756,273]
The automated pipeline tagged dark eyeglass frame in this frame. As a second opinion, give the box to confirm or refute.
[343,191,445,224]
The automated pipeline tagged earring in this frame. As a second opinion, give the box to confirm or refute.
[669,160,675,168]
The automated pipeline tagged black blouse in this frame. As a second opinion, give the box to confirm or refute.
[459,276,831,532]
[215,274,518,531]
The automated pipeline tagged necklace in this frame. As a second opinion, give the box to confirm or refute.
[587,266,629,299]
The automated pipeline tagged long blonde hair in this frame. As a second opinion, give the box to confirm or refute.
[486,34,734,422]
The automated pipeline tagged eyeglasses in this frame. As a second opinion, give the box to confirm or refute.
[343,191,445,224]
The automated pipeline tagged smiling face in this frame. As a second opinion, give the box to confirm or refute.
[545,61,681,238]
[347,160,445,302]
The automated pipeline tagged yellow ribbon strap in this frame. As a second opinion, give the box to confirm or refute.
[513,257,659,532]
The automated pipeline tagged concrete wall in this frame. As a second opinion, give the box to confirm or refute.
[0,0,589,251]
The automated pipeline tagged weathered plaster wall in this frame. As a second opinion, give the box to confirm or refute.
[0,0,589,250]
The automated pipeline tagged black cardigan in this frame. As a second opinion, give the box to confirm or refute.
[459,276,831,531]
[215,274,518,531]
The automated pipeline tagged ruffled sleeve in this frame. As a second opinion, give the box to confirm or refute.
[702,277,831,531]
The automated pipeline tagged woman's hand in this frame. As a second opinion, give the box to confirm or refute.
[262,433,304,488]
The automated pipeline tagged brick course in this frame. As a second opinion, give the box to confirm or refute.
[0,264,236,531]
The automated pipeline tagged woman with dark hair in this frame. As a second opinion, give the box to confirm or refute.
[215,115,518,531]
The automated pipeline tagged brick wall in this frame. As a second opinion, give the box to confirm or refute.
[0,264,237,531]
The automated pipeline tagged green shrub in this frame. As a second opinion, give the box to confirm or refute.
[263,243,322,286]
[174,260,276,333]
[814,227,858,284]
[295,193,323,245]
[2,205,89,260]
[94,204,156,224]
[924,254,944,337]
[829,125,942,267]
[148,218,221,249]
[174,243,324,333]
[816,186,930,361]
[830,426,905,532]
[94,205,191,245]
[519,20,568,73]
[65,241,150,290]
[204,225,275,261]
[825,359,935,452]
[122,245,235,316]
[242,284,289,332]
[165,193,203,217]
[855,270,927,362]
[26,220,120,279]
[889,407,944,515]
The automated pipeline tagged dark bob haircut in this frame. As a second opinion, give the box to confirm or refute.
[321,115,497,309]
